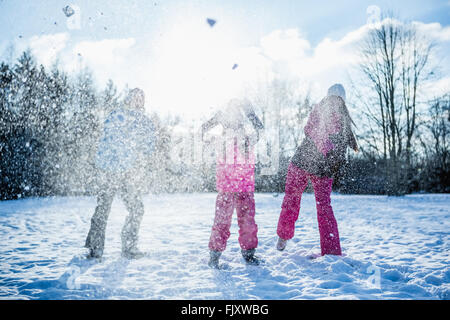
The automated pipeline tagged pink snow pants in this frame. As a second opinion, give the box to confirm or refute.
[277,163,342,256]
[209,192,258,252]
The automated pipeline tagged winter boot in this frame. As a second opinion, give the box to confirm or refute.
[122,247,145,260]
[87,247,103,259]
[241,248,260,266]
[208,250,222,269]
[85,230,104,259]
[276,237,288,251]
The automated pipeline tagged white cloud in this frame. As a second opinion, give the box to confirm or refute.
[13,33,70,68]
[260,29,311,61]
[68,38,137,84]
[413,21,450,42]
[4,15,447,117]
[72,38,136,67]
[144,16,450,114]
[41,36,153,112]
[253,25,367,99]
[148,20,277,117]
[250,17,450,101]
[422,76,450,98]
[366,5,381,25]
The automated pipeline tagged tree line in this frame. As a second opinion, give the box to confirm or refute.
[0,16,449,199]
[0,50,173,199]
[347,15,449,194]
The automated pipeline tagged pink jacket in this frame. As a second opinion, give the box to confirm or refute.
[216,135,256,193]
[201,103,263,193]
[304,96,343,156]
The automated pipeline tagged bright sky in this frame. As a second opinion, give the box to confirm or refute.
[1,0,449,119]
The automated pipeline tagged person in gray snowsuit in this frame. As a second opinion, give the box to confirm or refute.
[85,88,155,259]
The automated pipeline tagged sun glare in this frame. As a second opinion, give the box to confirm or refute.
[150,17,254,118]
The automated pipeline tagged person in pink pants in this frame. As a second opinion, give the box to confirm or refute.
[277,163,341,255]
[202,99,264,268]
[209,192,258,252]
[276,84,358,256]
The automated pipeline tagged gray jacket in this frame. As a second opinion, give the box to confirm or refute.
[96,108,155,173]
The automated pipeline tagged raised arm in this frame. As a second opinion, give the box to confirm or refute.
[347,129,358,152]
[242,103,264,131]
[140,114,157,156]
[201,111,222,137]
[241,103,264,146]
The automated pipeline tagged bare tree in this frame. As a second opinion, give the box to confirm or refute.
[399,25,433,166]
[251,78,311,158]
[427,94,449,170]
[357,14,434,194]
[359,16,403,193]
[360,16,402,162]
[416,94,450,192]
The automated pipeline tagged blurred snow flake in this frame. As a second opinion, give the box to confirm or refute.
[232,64,238,70]
[366,5,381,25]
[65,4,81,29]
[206,18,216,27]
[62,5,75,18]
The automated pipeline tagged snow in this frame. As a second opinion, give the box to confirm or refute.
[62,5,75,18]
[206,18,217,27]
[0,193,449,300]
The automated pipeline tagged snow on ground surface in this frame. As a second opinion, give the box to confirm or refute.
[0,193,449,300]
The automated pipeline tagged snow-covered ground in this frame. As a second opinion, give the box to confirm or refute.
[0,193,449,300]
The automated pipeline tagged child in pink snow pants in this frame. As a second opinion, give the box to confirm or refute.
[210,192,258,252]
[277,84,358,256]
[202,99,264,268]
[277,164,341,255]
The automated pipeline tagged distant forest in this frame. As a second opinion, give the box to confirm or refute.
[1,16,449,200]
